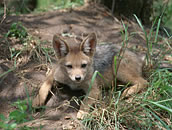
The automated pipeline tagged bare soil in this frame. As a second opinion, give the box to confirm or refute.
[0,4,171,130]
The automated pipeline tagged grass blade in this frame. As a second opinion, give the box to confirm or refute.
[86,70,99,98]
[154,17,161,43]
[148,100,172,113]
[145,107,170,130]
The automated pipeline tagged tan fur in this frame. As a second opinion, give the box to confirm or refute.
[32,33,148,119]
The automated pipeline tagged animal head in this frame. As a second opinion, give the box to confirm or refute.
[53,33,97,83]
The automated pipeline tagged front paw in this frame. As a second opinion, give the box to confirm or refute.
[77,110,88,120]
[32,95,44,107]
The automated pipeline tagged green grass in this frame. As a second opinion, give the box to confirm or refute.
[2,21,54,67]
[5,22,54,64]
[0,21,55,129]
[81,69,172,129]
[32,0,84,13]
[153,0,172,31]
[81,16,172,129]
[0,0,84,15]
[0,6,171,129]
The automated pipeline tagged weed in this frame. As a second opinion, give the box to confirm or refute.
[6,22,28,41]
[81,16,172,129]
[82,68,172,129]
[35,0,84,12]
[0,100,33,130]
[10,100,32,123]
[0,114,17,130]
[4,22,54,69]
[134,14,153,68]
[152,0,172,31]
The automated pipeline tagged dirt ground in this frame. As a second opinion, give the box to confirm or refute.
[0,4,171,130]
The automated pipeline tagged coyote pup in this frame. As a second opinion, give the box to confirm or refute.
[32,33,148,119]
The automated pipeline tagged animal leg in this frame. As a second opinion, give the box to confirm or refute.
[32,70,54,107]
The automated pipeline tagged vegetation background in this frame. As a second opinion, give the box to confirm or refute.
[0,0,172,31]
[0,0,171,129]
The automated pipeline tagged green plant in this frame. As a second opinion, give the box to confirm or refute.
[0,114,17,130]
[4,23,54,68]
[0,100,33,130]
[152,0,172,30]
[80,17,172,129]
[81,68,172,129]
[35,0,84,12]
[6,22,28,40]
[10,100,32,123]
[134,14,164,69]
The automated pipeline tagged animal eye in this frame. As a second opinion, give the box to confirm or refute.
[81,63,87,68]
[66,64,72,69]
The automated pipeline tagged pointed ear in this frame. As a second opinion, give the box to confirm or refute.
[52,35,69,58]
[80,33,97,56]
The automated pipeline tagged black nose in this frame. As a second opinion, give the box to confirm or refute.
[75,75,81,81]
